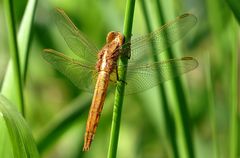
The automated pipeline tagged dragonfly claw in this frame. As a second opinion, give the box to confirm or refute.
[118,79,127,85]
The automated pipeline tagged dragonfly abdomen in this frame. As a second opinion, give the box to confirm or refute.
[83,71,110,151]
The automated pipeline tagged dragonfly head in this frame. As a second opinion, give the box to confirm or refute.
[106,31,124,46]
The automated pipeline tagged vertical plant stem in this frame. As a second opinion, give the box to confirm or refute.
[206,0,228,156]
[154,0,195,158]
[205,52,218,158]
[107,0,136,157]
[18,0,38,81]
[230,20,239,158]
[3,0,25,115]
[139,0,179,157]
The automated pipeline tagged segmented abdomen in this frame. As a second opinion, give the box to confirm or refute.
[83,71,110,151]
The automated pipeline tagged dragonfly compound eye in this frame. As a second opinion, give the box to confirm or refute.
[106,31,116,43]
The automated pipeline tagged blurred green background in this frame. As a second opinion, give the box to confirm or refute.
[0,0,239,158]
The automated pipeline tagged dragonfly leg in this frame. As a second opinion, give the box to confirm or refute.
[124,43,131,59]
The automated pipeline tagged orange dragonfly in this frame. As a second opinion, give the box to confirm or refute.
[43,8,198,151]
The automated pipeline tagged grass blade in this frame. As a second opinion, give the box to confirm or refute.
[0,115,13,158]
[139,0,179,157]
[18,0,38,80]
[1,0,37,115]
[226,0,240,23]
[107,0,136,157]
[153,0,195,157]
[2,0,25,114]
[205,52,218,158]
[0,94,39,158]
[206,0,239,156]
[229,18,239,158]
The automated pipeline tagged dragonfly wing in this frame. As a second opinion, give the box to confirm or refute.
[55,8,98,63]
[120,13,197,64]
[117,57,198,95]
[43,49,96,93]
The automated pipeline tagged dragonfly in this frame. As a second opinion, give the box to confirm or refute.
[43,8,198,151]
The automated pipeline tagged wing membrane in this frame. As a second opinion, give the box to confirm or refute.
[117,57,198,94]
[44,10,198,95]
[55,8,98,63]
[43,49,96,92]
[121,13,197,63]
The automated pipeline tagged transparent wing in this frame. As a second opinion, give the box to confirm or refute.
[43,49,97,92]
[55,8,98,63]
[117,57,198,94]
[120,13,197,63]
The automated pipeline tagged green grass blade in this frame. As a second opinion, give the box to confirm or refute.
[1,0,37,115]
[139,0,179,157]
[154,0,195,157]
[2,0,25,114]
[206,0,239,157]
[0,115,13,158]
[205,52,218,158]
[107,0,136,157]
[18,0,38,80]
[229,18,239,158]
[226,0,240,23]
[0,94,39,158]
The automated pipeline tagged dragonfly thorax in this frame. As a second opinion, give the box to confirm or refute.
[96,32,125,73]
